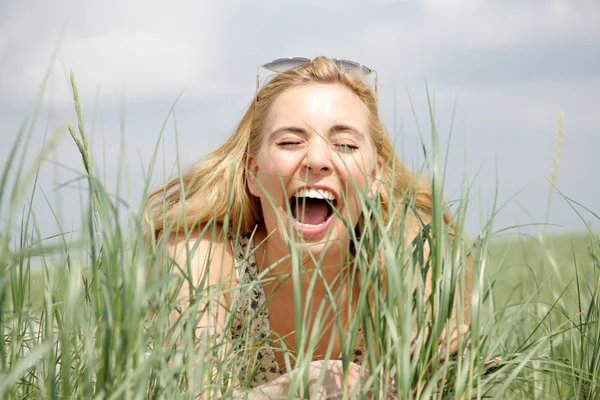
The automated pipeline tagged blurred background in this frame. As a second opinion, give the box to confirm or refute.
[1,0,598,240]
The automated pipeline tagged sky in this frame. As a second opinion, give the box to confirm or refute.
[1,0,599,242]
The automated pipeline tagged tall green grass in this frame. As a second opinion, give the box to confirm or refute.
[1,72,599,399]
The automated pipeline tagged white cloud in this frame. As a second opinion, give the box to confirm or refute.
[0,0,229,106]
[405,0,600,48]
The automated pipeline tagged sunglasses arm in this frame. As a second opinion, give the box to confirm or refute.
[374,70,379,102]
[255,65,263,93]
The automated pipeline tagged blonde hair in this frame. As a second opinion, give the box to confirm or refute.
[145,56,472,326]
[144,56,455,243]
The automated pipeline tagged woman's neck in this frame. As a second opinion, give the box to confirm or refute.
[252,223,351,292]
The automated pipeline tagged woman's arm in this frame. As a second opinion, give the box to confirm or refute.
[166,225,234,350]
[232,360,370,399]
[165,227,290,399]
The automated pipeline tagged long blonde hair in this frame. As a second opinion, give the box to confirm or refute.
[144,56,455,246]
[144,56,472,325]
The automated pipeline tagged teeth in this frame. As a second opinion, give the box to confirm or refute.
[297,220,329,228]
[293,188,335,201]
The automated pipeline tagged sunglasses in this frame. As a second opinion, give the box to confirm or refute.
[256,57,378,100]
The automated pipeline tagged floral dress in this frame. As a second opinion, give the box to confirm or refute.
[229,232,366,388]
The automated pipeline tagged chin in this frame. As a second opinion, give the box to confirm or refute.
[266,207,355,252]
[289,220,351,255]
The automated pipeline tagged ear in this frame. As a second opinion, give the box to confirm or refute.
[246,155,261,197]
[369,157,384,197]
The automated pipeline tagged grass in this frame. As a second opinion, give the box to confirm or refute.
[488,233,599,307]
[1,71,599,399]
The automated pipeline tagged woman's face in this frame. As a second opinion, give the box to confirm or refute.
[247,83,382,255]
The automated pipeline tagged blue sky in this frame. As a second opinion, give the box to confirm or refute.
[1,0,599,240]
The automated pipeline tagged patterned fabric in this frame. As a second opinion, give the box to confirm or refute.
[229,232,366,388]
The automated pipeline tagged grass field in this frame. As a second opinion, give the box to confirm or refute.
[4,229,598,399]
[488,233,598,306]
[15,233,598,322]
[2,75,599,399]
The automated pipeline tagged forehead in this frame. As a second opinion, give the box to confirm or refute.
[264,83,369,132]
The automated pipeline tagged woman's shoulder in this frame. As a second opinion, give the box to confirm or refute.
[164,224,236,284]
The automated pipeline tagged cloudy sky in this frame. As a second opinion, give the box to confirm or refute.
[1,0,599,241]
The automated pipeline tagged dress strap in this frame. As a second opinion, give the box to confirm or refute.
[230,232,258,283]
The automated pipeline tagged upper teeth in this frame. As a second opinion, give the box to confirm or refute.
[293,188,335,201]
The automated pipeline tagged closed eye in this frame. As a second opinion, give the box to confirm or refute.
[278,141,301,148]
[334,143,359,152]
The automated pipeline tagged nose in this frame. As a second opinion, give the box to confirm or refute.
[303,138,333,174]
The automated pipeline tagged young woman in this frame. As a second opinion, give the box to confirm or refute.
[145,56,472,398]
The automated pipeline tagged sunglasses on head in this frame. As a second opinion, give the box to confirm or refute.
[256,57,378,100]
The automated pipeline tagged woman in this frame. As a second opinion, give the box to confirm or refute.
[145,56,472,398]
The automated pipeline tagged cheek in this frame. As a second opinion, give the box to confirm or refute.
[257,152,295,191]
[342,158,374,190]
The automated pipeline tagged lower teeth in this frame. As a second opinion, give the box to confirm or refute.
[297,221,327,228]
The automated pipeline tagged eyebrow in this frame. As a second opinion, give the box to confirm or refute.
[331,124,365,139]
[268,124,365,140]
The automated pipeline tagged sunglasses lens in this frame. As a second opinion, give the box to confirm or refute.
[262,57,311,73]
[333,59,372,76]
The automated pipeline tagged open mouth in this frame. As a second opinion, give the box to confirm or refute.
[289,188,338,227]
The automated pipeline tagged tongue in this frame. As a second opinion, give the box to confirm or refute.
[294,198,330,225]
